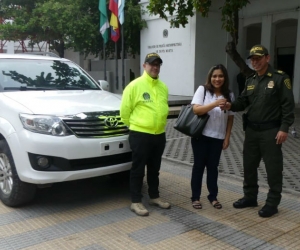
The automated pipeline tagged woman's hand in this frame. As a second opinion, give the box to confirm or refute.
[193,98,227,115]
[223,138,230,149]
[214,98,227,108]
[220,101,231,111]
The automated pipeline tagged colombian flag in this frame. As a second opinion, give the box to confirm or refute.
[109,0,120,42]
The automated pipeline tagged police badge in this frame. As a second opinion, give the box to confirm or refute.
[267,81,274,88]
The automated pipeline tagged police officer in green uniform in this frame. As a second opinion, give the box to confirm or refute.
[221,45,295,217]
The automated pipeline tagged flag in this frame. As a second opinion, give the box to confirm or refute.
[118,0,125,25]
[99,0,109,43]
[109,0,120,42]
[110,27,120,43]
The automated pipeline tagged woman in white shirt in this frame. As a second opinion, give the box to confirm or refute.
[191,64,235,209]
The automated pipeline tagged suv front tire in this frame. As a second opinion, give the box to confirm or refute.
[0,140,36,206]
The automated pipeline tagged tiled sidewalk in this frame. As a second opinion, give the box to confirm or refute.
[0,159,299,249]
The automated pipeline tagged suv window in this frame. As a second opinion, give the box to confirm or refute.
[0,59,100,91]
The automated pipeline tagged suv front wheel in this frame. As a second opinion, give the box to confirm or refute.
[0,140,36,207]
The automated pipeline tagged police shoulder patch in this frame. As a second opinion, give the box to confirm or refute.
[276,70,285,75]
[284,78,292,89]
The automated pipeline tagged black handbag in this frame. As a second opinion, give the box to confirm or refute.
[173,86,209,137]
[173,105,210,137]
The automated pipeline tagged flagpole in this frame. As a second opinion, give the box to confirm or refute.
[103,42,107,81]
[99,0,109,81]
[121,25,125,89]
[115,41,118,90]
[109,0,121,91]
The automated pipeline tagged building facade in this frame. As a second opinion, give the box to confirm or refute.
[140,0,300,103]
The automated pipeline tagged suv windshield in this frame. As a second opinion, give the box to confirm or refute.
[0,59,100,91]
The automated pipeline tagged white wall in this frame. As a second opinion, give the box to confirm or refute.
[140,1,196,96]
[140,0,241,97]
[194,11,229,90]
[7,41,14,54]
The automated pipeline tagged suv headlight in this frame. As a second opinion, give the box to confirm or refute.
[19,114,73,136]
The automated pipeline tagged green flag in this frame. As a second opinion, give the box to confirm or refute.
[99,0,109,43]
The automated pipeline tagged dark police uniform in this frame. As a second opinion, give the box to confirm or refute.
[230,65,295,207]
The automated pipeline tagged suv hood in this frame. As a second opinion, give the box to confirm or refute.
[3,90,122,116]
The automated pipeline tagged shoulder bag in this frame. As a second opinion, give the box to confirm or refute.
[173,86,209,137]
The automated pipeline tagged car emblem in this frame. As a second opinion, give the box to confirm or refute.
[104,116,118,128]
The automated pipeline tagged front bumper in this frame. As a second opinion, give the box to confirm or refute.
[28,152,131,171]
[7,130,132,184]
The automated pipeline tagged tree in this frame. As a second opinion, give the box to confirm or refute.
[147,0,254,76]
[0,0,146,58]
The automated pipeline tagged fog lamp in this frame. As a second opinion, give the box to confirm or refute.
[37,156,50,168]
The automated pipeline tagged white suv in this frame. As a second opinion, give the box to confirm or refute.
[0,54,131,206]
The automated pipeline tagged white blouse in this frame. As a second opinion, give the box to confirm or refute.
[191,85,235,139]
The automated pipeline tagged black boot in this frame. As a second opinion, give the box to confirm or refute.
[233,198,258,208]
[258,204,278,217]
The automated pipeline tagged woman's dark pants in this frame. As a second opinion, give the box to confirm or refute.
[191,135,223,203]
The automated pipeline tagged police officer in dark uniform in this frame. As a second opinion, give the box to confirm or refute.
[221,45,295,217]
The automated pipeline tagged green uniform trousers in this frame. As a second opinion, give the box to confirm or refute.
[243,126,283,206]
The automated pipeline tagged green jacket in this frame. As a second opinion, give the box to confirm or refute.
[120,71,169,134]
[231,65,295,132]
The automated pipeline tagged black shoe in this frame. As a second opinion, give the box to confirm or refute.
[233,198,258,208]
[258,204,278,218]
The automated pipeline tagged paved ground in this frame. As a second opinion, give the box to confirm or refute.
[164,108,300,193]
[0,107,299,249]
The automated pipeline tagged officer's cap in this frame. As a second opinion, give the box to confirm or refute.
[247,45,269,59]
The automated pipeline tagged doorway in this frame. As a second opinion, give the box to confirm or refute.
[277,47,295,84]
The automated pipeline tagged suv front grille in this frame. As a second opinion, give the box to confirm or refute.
[62,111,129,138]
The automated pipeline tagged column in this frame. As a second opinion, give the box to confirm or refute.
[293,11,300,104]
[261,15,275,66]
[237,18,246,59]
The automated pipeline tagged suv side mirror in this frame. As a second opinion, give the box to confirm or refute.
[98,80,110,91]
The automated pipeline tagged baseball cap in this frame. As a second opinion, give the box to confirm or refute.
[144,52,163,64]
[247,45,269,59]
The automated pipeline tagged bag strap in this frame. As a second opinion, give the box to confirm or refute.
[202,85,206,103]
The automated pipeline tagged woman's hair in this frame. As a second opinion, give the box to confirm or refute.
[204,64,231,102]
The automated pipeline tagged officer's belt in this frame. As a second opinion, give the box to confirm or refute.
[247,119,281,131]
